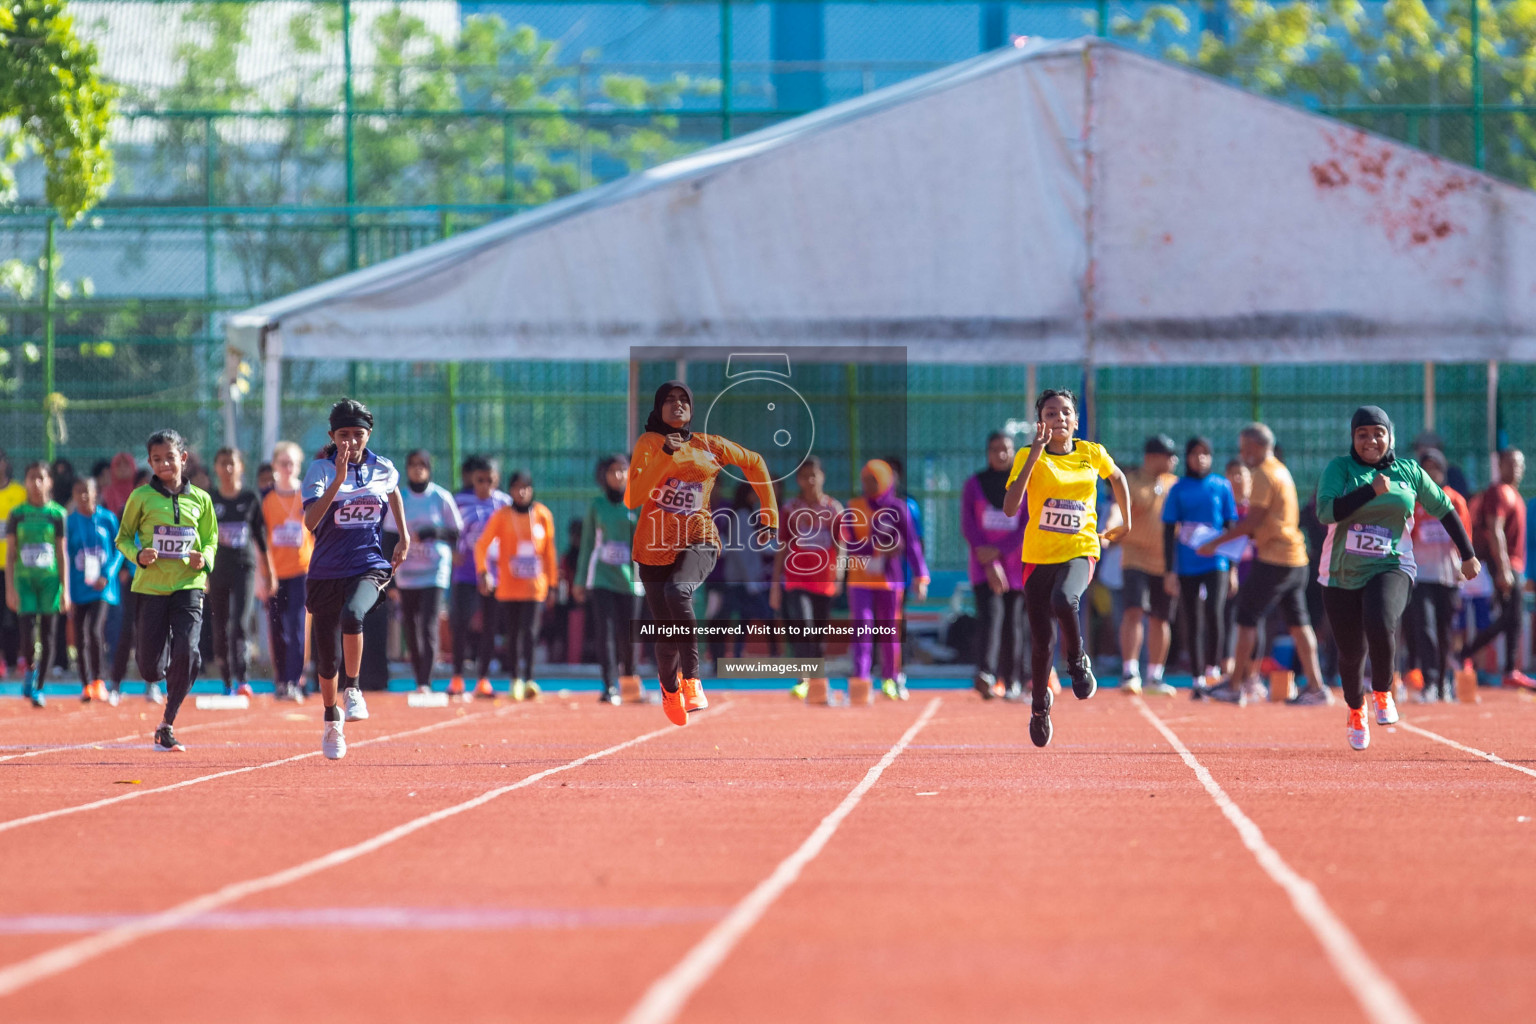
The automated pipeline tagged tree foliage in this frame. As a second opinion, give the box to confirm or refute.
[0,0,115,222]
[1119,0,1536,186]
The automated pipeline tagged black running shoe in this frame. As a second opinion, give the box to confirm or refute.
[153,725,185,752]
[1068,654,1097,700]
[598,687,621,706]
[1029,707,1053,748]
[973,673,998,700]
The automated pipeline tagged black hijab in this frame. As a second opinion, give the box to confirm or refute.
[1349,406,1396,468]
[1184,437,1212,480]
[645,380,694,442]
[976,467,1008,509]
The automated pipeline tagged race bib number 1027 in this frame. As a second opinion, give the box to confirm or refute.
[152,525,198,560]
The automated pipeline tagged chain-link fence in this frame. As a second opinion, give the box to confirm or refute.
[5,1,1536,569]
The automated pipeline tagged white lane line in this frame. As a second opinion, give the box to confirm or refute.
[1135,699,1420,1024]
[0,713,263,763]
[0,707,515,835]
[1398,721,1536,780]
[620,697,942,1024]
[0,709,710,999]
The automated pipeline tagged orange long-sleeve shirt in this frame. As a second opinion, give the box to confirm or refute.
[473,502,558,601]
[624,432,779,566]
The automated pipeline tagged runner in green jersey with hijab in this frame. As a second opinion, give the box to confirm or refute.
[1317,406,1478,751]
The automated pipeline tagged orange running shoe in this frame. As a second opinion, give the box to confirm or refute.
[681,676,708,712]
[447,675,465,696]
[661,681,689,726]
[1371,689,1399,725]
[90,680,109,702]
[1503,670,1536,691]
[475,677,495,698]
[1347,707,1369,751]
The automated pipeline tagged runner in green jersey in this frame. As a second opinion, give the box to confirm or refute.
[1316,406,1478,751]
[5,463,70,707]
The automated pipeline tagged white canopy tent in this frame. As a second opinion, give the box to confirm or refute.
[228,36,1536,455]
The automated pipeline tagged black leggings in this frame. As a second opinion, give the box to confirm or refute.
[783,589,833,659]
[1405,582,1458,691]
[589,588,638,685]
[975,586,1029,685]
[308,576,387,682]
[18,613,58,685]
[1321,570,1412,710]
[638,544,718,692]
[398,587,442,689]
[137,590,205,724]
[1178,569,1229,675]
[112,586,138,688]
[207,570,256,685]
[488,599,542,680]
[449,581,497,678]
[72,602,110,685]
[1460,580,1522,672]
[1024,558,1093,705]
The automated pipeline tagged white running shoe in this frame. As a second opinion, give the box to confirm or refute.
[146,683,165,705]
[342,687,369,721]
[323,716,347,760]
[1347,708,1370,751]
[1144,678,1177,697]
[1372,690,1399,726]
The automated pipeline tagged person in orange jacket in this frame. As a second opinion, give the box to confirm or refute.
[626,380,778,726]
[474,470,558,700]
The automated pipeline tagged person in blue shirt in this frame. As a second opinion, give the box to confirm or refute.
[67,477,123,704]
[1161,436,1238,695]
[301,398,410,759]
[384,449,462,694]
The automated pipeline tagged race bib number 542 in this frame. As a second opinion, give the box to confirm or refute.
[1037,498,1087,535]
[334,500,382,529]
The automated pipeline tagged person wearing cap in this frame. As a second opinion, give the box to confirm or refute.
[1316,406,1478,751]
[1198,423,1333,706]
[1403,448,1472,701]
[300,398,410,760]
[475,469,557,701]
[1161,437,1239,696]
[1118,435,1178,696]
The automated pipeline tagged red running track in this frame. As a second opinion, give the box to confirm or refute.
[0,687,1533,1023]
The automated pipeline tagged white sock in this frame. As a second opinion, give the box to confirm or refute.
[1150,664,1165,681]
[1124,659,1140,678]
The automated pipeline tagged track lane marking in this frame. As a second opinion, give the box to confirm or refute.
[0,706,724,999]
[1135,698,1420,1024]
[1398,720,1536,780]
[0,706,518,835]
[0,713,264,763]
[620,697,941,1024]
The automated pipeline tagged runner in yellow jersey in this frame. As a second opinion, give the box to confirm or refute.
[1003,388,1131,748]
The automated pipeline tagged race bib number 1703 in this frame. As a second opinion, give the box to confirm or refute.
[1037,498,1087,535]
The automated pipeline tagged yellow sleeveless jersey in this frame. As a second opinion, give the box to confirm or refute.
[1007,440,1117,565]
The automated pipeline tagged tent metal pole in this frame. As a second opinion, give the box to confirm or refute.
[1025,364,1037,417]
[446,363,461,474]
[1487,359,1499,483]
[846,363,860,496]
[676,358,688,384]
[261,327,283,460]
[222,345,240,451]
[627,358,639,448]
[1423,363,1435,431]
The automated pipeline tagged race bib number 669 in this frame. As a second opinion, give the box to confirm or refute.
[652,479,704,515]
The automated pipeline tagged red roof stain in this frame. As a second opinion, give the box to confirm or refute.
[1311,128,1475,251]
[1161,232,1173,244]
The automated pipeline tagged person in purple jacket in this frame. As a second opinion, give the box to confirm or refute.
[842,459,928,700]
[962,431,1030,701]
